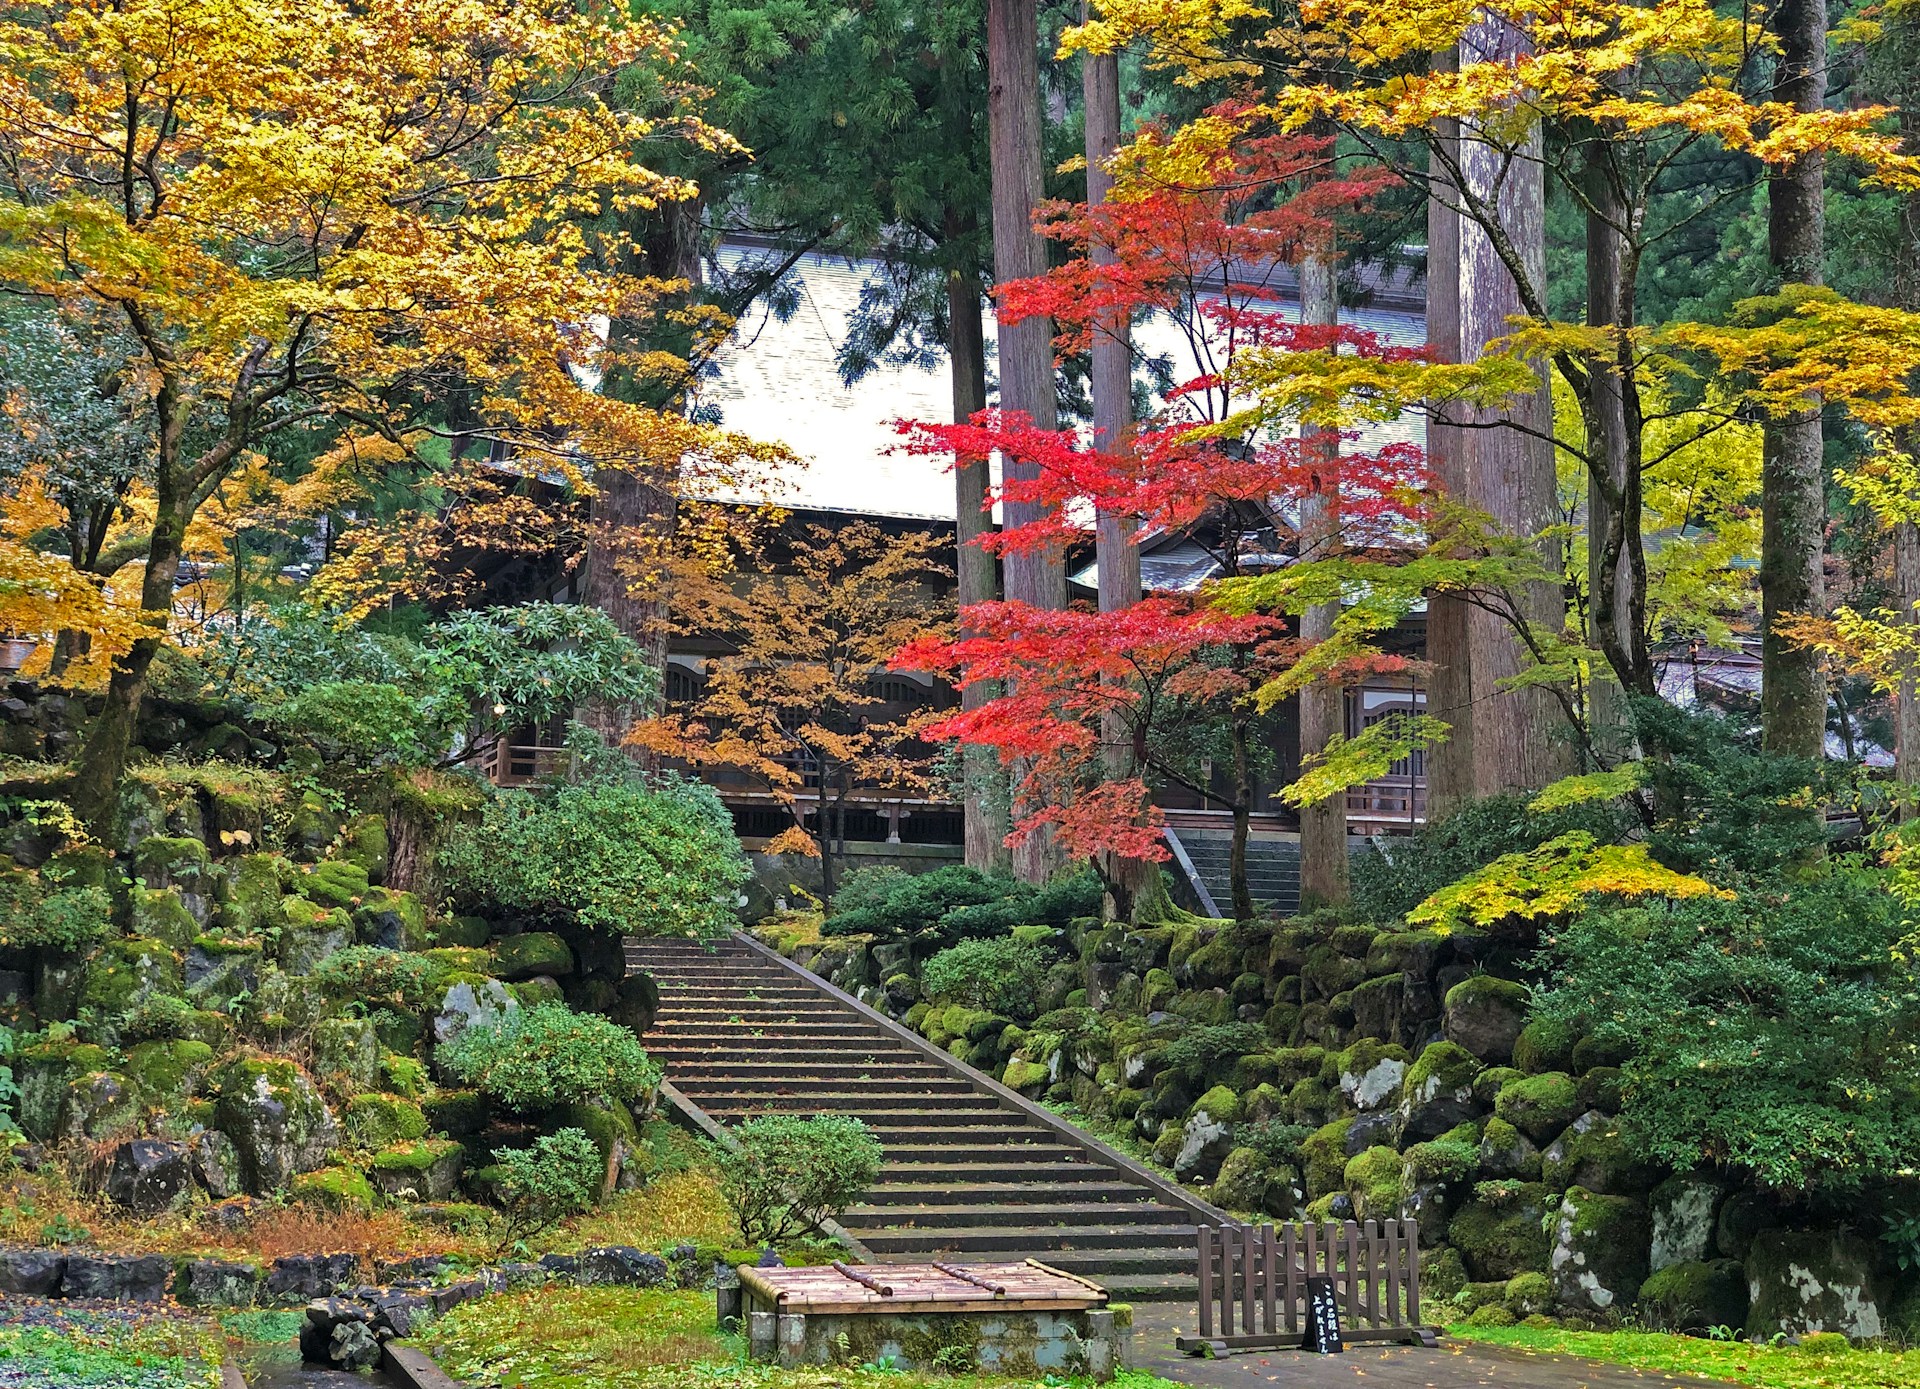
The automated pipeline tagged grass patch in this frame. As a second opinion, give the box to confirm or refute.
[432,1286,1179,1388]
[558,1170,736,1253]
[0,1320,223,1389]
[1450,1323,1920,1389]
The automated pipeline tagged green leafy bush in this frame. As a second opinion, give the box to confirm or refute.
[489,1127,603,1252]
[1238,1118,1314,1166]
[119,994,197,1043]
[314,947,457,1013]
[0,1027,19,1138]
[437,1002,659,1113]
[269,681,436,767]
[1534,869,1920,1192]
[921,936,1055,1019]
[1164,1022,1268,1081]
[438,774,747,939]
[0,874,113,954]
[822,865,1100,947]
[717,1113,884,1244]
[825,865,908,918]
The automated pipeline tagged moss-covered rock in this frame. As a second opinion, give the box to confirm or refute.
[1289,1075,1336,1129]
[1744,1229,1890,1340]
[1511,1018,1577,1074]
[1449,1182,1553,1281]
[1570,1033,1632,1072]
[1541,1110,1654,1195]
[1210,1146,1275,1213]
[1173,1086,1240,1181]
[291,1164,375,1214]
[1400,1040,1484,1140]
[1649,1175,1724,1272]
[184,935,263,1008]
[436,914,493,949]
[421,1089,490,1137]
[220,854,290,935]
[276,898,354,974]
[1639,1259,1749,1332]
[1366,927,1447,979]
[1473,1065,1522,1109]
[1477,1116,1543,1180]
[493,931,575,981]
[310,1016,380,1092]
[353,888,428,951]
[81,937,183,1015]
[1549,1187,1651,1313]
[132,835,212,892]
[1300,1117,1357,1198]
[1169,989,1234,1027]
[1504,1272,1554,1318]
[124,1039,214,1108]
[1334,1039,1409,1112]
[511,976,565,1008]
[1349,973,1417,1046]
[213,1055,339,1192]
[1493,1071,1580,1144]
[1442,976,1529,1062]
[1302,945,1368,1002]
[1344,1145,1403,1221]
[129,887,198,951]
[287,793,342,859]
[339,815,390,883]
[343,1093,429,1148]
[1002,1058,1049,1094]
[382,1053,429,1098]
[301,859,370,911]
[368,1138,465,1202]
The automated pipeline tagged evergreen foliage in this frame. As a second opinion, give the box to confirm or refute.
[716,1113,884,1244]
[920,935,1056,1018]
[820,865,1101,946]
[438,1003,660,1114]
[490,1127,605,1253]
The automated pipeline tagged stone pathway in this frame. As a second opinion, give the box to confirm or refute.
[1131,1308,1732,1389]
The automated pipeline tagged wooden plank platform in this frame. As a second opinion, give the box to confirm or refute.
[737,1259,1108,1316]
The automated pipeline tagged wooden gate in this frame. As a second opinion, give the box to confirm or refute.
[1177,1220,1438,1356]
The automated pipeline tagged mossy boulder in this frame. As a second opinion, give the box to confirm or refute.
[1300,1117,1357,1198]
[81,938,183,1015]
[1576,1066,1623,1114]
[1449,1182,1553,1281]
[1302,945,1368,1002]
[493,931,575,981]
[368,1138,466,1202]
[310,1017,379,1092]
[1399,1040,1484,1140]
[382,1053,429,1098]
[549,1100,640,1188]
[1366,927,1447,979]
[1289,1075,1336,1129]
[1570,1034,1632,1072]
[1473,1065,1522,1109]
[12,1036,113,1139]
[220,854,291,934]
[1744,1229,1890,1340]
[1504,1272,1554,1318]
[1211,1146,1283,1215]
[301,860,370,911]
[286,793,342,859]
[1349,973,1417,1046]
[1175,1085,1242,1180]
[1549,1187,1651,1313]
[124,1039,214,1108]
[129,888,198,951]
[184,935,263,1008]
[421,1090,490,1137]
[1343,1145,1403,1221]
[511,976,565,1008]
[213,1055,340,1193]
[1119,928,1173,973]
[1493,1072,1580,1144]
[291,1165,375,1214]
[1442,976,1529,1062]
[1541,1110,1655,1195]
[1639,1259,1749,1332]
[353,888,428,951]
[338,815,390,883]
[1511,1018,1577,1074]
[132,835,213,893]
[1002,1058,1049,1095]
[276,899,354,975]
[343,1093,429,1149]
[1334,1039,1409,1112]
[1477,1116,1543,1181]
[1650,1174,1725,1272]
[436,915,493,949]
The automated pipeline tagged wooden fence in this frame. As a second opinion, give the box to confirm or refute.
[1178,1220,1438,1356]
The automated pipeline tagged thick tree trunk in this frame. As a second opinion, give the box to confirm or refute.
[947,263,1013,873]
[1892,99,1920,796]
[578,474,675,754]
[1230,719,1255,921]
[1297,240,1349,907]
[73,501,185,829]
[1083,31,1155,919]
[1458,18,1572,794]
[988,0,1063,882]
[1759,0,1829,758]
[1422,56,1475,819]
[1582,146,1649,756]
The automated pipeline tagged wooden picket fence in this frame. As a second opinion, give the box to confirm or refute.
[1177,1220,1439,1356]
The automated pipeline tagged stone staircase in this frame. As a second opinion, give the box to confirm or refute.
[628,934,1218,1303]
[1172,830,1302,917]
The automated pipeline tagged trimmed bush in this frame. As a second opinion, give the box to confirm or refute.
[921,936,1055,1019]
[436,1002,658,1112]
[489,1127,603,1253]
[718,1113,884,1244]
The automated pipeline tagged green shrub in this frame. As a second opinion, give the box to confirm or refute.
[1351,795,1630,926]
[119,994,197,1043]
[1534,868,1920,1193]
[436,1002,659,1113]
[490,1127,603,1253]
[1163,1022,1267,1081]
[921,936,1055,1019]
[717,1113,884,1244]
[1238,1118,1314,1166]
[313,947,455,1013]
[821,865,1101,947]
[439,775,747,940]
[0,874,113,954]
[826,866,909,919]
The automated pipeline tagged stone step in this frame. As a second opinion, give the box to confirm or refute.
[857,1181,1154,1207]
[680,1093,998,1117]
[841,1201,1190,1230]
[861,1236,1200,1273]
[665,1062,954,1083]
[872,1142,1088,1165]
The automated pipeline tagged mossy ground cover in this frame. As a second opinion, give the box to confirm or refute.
[0,1309,225,1389]
[1450,1323,1920,1389]
[430,1286,1180,1389]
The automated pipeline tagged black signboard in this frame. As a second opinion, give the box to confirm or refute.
[1305,1275,1344,1354]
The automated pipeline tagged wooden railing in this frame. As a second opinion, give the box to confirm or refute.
[481,741,573,787]
[1179,1220,1436,1356]
[1346,775,1426,829]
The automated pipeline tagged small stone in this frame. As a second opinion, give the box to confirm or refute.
[576,1246,671,1288]
[103,1137,192,1215]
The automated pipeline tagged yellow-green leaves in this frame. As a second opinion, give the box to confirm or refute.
[1408,831,1731,932]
